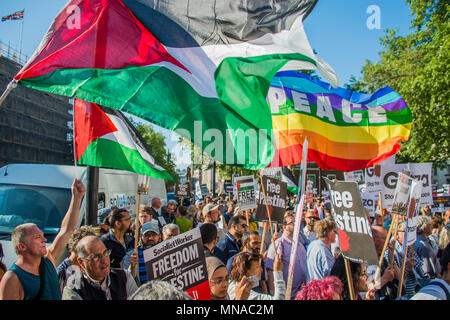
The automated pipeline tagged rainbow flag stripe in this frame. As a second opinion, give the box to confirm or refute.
[267,71,412,171]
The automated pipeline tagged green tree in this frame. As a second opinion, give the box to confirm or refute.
[346,0,449,168]
[130,120,179,187]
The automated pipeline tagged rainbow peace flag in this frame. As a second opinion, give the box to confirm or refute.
[267,71,412,171]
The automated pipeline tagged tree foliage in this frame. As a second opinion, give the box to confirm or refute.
[346,0,449,168]
[131,121,179,187]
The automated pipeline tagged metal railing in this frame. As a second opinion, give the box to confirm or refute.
[0,40,28,66]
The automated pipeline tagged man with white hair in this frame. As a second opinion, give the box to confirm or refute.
[62,236,137,300]
[162,224,180,241]
[414,215,441,280]
[0,179,86,300]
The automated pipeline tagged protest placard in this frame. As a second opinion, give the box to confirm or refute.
[391,172,414,216]
[235,175,257,211]
[255,176,287,224]
[261,167,282,180]
[404,180,422,247]
[361,192,377,217]
[175,183,191,198]
[365,155,396,194]
[200,184,208,197]
[323,178,378,265]
[224,179,234,195]
[344,170,364,184]
[195,181,202,199]
[380,162,432,208]
[143,228,211,300]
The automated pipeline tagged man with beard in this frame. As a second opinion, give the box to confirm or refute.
[124,221,161,286]
[62,236,137,300]
[225,231,268,293]
[266,211,307,299]
[100,208,135,269]
[199,203,226,241]
[214,215,249,265]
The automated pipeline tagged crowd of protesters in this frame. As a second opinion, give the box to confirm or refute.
[0,178,449,301]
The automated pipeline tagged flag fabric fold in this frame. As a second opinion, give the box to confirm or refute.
[13,0,337,170]
[267,71,412,171]
[74,99,173,180]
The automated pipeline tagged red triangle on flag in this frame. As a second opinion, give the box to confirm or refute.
[74,99,117,161]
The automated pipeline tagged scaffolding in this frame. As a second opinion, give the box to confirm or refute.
[0,55,73,167]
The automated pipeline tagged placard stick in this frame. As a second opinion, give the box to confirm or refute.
[372,214,398,287]
[397,245,409,298]
[133,190,142,277]
[390,216,401,267]
[378,192,384,224]
[259,222,267,256]
[259,174,278,255]
[344,258,356,300]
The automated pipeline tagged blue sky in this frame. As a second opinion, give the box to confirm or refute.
[0,0,414,169]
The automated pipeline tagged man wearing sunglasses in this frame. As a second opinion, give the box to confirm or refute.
[302,210,319,243]
[62,236,137,300]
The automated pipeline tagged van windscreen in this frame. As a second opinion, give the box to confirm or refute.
[0,184,71,236]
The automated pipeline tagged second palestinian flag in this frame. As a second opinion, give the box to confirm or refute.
[74,99,172,180]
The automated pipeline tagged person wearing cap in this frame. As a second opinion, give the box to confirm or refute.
[123,221,161,286]
[199,203,226,241]
[97,208,112,236]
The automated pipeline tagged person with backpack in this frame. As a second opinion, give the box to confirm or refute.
[410,242,450,300]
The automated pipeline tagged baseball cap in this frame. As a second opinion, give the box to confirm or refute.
[142,221,160,235]
[202,203,219,216]
[195,200,203,205]
[97,208,112,225]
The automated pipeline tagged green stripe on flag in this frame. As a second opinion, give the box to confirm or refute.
[20,53,319,169]
[77,138,173,180]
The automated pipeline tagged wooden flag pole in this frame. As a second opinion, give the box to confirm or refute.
[344,258,356,300]
[372,214,399,287]
[397,245,409,298]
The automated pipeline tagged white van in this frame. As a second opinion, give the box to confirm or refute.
[0,163,167,268]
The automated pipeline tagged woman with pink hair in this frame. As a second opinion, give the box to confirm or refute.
[295,276,344,300]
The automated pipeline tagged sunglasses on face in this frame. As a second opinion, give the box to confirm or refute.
[210,276,230,285]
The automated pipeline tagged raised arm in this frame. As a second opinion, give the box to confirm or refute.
[46,178,86,265]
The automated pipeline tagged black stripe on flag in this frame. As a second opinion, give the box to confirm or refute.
[122,0,317,47]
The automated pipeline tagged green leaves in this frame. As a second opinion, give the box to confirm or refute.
[347,0,449,168]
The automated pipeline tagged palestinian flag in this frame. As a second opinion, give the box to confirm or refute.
[267,71,412,171]
[74,99,172,180]
[281,167,298,195]
[12,0,337,170]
